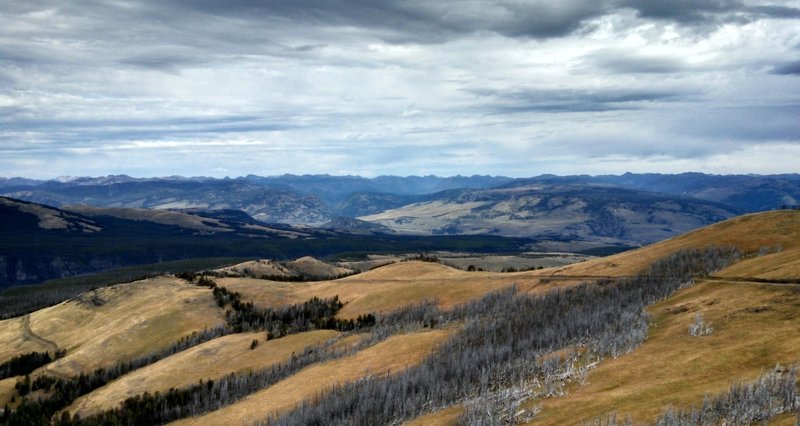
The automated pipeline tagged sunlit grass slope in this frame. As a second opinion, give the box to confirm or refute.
[219,261,547,319]
[532,278,800,424]
[0,277,225,377]
[67,329,340,418]
[404,210,800,425]
[547,210,800,277]
[172,328,454,426]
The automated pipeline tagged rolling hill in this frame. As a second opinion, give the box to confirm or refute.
[0,210,798,425]
[214,256,353,280]
[359,185,740,245]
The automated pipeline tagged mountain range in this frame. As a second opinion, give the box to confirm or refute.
[2,173,797,230]
[0,196,526,287]
[2,172,799,286]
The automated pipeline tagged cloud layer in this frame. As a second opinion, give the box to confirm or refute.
[1,0,799,178]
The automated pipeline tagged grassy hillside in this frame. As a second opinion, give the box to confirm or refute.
[0,277,224,372]
[218,261,549,319]
[68,330,340,418]
[216,256,353,279]
[1,210,798,425]
[0,257,247,320]
[532,278,800,424]
[216,211,799,322]
[547,210,800,277]
[173,328,453,426]
[403,211,800,425]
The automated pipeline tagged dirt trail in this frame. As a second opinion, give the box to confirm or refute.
[21,314,59,354]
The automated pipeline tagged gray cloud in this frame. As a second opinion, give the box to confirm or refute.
[618,0,745,23]
[584,50,689,74]
[772,60,800,75]
[748,5,800,19]
[1,0,799,178]
[465,87,686,114]
[144,0,610,42]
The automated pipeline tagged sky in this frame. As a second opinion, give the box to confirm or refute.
[1,0,799,179]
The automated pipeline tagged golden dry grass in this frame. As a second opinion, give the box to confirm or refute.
[546,210,800,278]
[532,279,800,424]
[404,405,463,426]
[770,412,800,425]
[404,211,800,426]
[67,329,340,418]
[216,259,293,277]
[0,316,51,365]
[716,247,800,280]
[172,328,454,426]
[220,261,548,319]
[0,377,17,408]
[219,212,800,324]
[6,210,799,424]
[5,277,226,377]
[285,256,353,277]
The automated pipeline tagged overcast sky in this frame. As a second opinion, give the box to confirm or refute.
[1,0,799,179]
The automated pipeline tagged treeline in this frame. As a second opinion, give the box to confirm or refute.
[57,341,353,425]
[188,274,375,335]
[654,365,798,425]
[0,351,64,381]
[263,247,742,426]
